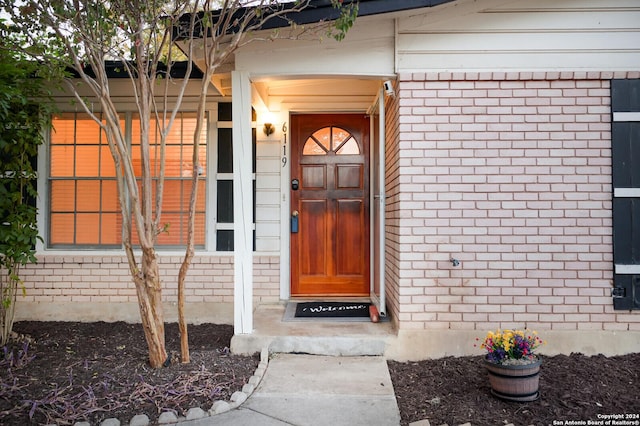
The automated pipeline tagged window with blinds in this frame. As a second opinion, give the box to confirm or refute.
[48,112,207,248]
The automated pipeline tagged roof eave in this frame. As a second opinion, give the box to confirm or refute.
[174,0,458,40]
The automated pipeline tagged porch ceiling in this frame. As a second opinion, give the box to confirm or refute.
[189,60,382,112]
[252,77,382,113]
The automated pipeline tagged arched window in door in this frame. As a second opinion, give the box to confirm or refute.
[302,126,360,155]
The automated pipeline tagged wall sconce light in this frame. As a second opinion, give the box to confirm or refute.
[263,122,275,136]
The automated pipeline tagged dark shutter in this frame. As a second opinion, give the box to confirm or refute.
[611,79,640,310]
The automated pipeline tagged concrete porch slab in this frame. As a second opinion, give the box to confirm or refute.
[230,303,397,356]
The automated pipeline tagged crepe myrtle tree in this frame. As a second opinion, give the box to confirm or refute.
[0,0,357,368]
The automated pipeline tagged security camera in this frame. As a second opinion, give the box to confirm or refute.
[383,80,395,97]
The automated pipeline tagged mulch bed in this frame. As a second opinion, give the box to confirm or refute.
[388,353,640,426]
[1,322,639,426]
[1,321,259,425]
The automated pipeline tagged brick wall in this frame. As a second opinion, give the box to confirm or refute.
[393,71,640,332]
[20,254,280,305]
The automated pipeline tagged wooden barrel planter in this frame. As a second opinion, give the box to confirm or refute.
[484,358,541,402]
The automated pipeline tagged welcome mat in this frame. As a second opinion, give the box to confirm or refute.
[295,301,371,318]
[283,301,375,322]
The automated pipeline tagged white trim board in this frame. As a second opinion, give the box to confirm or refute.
[615,264,640,275]
[613,112,640,122]
[614,188,640,198]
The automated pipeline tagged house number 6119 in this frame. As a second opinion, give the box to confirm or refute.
[282,122,288,167]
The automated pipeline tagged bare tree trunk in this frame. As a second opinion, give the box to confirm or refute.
[176,66,211,364]
[177,203,192,363]
[134,248,168,368]
[101,102,169,369]
[177,260,190,363]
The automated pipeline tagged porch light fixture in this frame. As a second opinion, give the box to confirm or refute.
[263,122,275,136]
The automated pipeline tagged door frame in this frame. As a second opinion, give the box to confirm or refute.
[369,88,387,316]
[279,101,386,304]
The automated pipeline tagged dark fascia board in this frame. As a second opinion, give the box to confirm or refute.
[67,61,203,79]
[174,0,457,40]
[261,0,459,28]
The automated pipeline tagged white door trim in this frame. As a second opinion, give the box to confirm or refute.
[369,88,387,316]
[280,115,292,300]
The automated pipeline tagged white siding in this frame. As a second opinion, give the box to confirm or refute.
[50,79,217,110]
[235,15,396,78]
[396,0,640,72]
[256,140,281,252]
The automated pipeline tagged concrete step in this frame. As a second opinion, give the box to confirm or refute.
[230,304,396,356]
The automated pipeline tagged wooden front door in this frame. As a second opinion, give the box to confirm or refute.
[290,114,370,296]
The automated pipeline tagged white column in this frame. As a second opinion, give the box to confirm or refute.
[232,71,253,334]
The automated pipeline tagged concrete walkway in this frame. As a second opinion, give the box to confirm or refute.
[185,353,401,426]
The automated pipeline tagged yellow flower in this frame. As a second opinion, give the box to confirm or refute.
[479,328,545,363]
